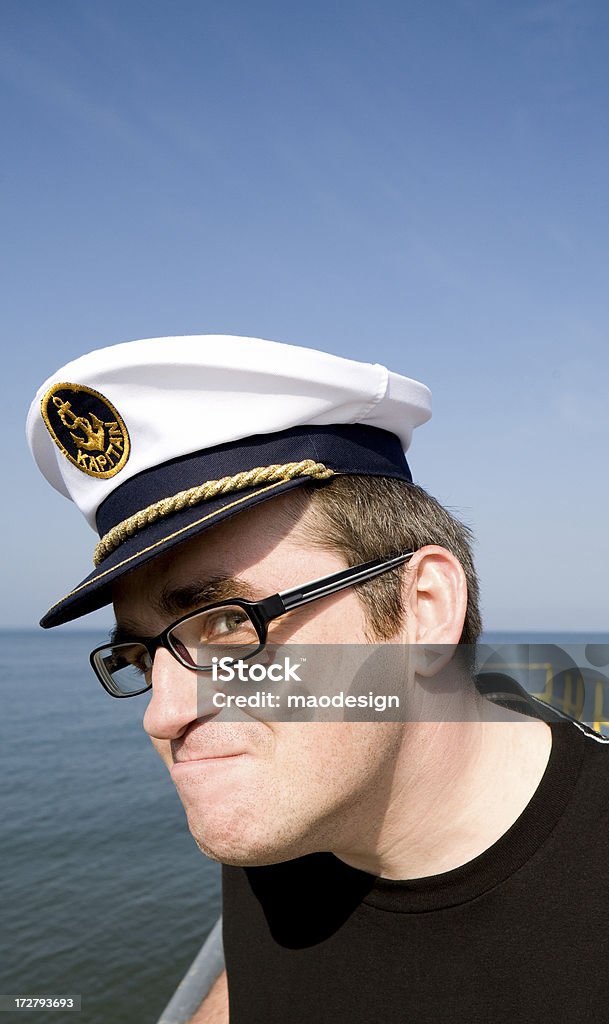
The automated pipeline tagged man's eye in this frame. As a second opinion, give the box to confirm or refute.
[193,608,258,646]
[204,610,250,638]
[170,608,258,655]
[109,646,153,677]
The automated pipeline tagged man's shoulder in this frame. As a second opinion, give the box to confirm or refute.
[546,719,609,848]
[552,716,609,763]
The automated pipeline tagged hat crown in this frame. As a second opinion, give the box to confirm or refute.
[27,334,431,529]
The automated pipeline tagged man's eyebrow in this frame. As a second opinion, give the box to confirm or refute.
[158,576,261,616]
[110,575,262,644]
[110,621,147,645]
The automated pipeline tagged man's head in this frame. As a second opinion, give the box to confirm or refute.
[111,477,475,866]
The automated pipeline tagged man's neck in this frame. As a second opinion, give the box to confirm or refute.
[334,715,553,880]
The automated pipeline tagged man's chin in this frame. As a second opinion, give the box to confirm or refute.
[187,814,315,867]
[193,838,292,867]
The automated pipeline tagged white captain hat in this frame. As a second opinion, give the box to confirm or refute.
[27,334,432,627]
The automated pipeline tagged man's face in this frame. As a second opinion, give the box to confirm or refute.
[112,496,409,867]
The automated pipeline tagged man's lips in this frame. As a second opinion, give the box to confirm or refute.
[170,720,261,768]
[171,748,251,772]
[173,751,247,764]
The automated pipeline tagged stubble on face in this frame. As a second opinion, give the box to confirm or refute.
[176,718,407,867]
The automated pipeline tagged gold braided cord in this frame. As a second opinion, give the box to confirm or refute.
[93,460,334,566]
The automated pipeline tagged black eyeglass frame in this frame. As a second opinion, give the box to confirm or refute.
[89,550,415,698]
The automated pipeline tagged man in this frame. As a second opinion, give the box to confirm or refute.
[28,335,609,1023]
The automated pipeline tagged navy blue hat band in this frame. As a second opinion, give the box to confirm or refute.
[96,424,412,541]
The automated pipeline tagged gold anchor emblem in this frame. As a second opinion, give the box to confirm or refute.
[52,397,107,453]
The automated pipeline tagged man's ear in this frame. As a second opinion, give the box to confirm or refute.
[404,544,468,646]
[402,546,468,679]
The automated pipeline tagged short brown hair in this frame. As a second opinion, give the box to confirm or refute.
[292,475,482,645]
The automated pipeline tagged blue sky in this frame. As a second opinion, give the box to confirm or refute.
[3,0,609,631]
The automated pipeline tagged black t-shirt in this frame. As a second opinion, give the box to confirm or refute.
[222,721,609,1022]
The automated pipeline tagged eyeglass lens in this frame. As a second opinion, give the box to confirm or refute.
[98,605,262,695]
[95,643,154,696]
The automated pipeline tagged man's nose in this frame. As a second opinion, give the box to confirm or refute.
[142,648,219,740]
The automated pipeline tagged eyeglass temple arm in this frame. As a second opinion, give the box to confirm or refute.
[279,552,414,613]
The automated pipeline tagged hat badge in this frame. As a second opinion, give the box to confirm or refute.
[41,382,130,479]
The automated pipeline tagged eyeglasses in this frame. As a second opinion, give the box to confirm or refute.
[89,551,415,697]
